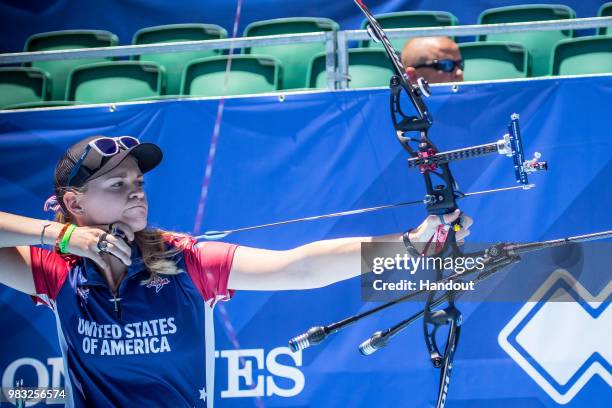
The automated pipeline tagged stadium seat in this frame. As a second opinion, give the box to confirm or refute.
[459,42,529,81]
[24,30,118,100]
[599,2,612,35]
[360,11,458,51]
[182,55,281,97]
[307,53,334,89]
[132,24,228,95]
[2,101,76,110]
[243,17,338,90]
[66,61,165,103]
[0,67,50,109]
[478,5,575,76]
[551,36,612,75]
[308,49,394,89]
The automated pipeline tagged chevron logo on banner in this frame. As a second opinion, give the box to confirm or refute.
[498,269,611,404]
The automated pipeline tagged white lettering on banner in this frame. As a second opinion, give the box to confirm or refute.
[77,317,177,356]
[220,349,265,397]
[217,347,304,398]
[265,347,304,397]
[1,358,67,405]
[2,358,49,393]
[2,347,304,405]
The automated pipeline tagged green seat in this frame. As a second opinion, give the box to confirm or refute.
[66,61,165,103]
[24,30,118,100]
[243,17,338,90]
[307,53,333,89]
[459,42,529,81]
[2,101,76,110]
[360,11,458,51]
[478,5,575,76]
[309,49,394,89]
[551,36,612,75]
[132,24,228,95]
[0,67,50,109]
[182,55,280,97]
[599,2,612,35]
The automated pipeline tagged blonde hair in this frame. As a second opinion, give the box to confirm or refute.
[55,185,188,284]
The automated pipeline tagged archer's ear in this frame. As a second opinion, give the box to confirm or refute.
[62,191,85,217]
[405,67,418,84]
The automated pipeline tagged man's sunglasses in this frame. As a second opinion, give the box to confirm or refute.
[68,136,140,186]
[413,59,464,73]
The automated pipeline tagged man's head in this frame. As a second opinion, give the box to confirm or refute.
[401,36,464,84]
[53,136,162,231]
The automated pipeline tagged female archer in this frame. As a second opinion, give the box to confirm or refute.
[0,135,472,407]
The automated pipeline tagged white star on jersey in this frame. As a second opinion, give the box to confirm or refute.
[199,387,207,401]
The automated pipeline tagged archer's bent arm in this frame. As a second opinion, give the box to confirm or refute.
[0,211,133,295]
[227,233,403,291]
[0,211,68,295]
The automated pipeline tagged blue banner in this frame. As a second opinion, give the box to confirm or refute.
[1,75,611,406]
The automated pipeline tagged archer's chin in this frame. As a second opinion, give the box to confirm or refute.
[123,211,148,232]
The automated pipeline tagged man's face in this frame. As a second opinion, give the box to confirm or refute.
[412,38,464,84]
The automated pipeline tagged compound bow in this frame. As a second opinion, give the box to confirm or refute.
[351,2,547,406]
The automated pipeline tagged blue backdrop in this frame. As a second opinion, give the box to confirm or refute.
[1,75,611,406]
[0,0,607,53]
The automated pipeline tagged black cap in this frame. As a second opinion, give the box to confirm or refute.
[54,136,162,210]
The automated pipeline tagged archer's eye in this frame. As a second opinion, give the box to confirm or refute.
[111,181,123,188]
[137,180,145,187]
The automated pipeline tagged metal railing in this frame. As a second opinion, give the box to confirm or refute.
[337,16,612,88]
[0,31,338,90]
[0,16,611,94]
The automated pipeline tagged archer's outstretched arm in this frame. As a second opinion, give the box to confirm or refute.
[227,210,471,291]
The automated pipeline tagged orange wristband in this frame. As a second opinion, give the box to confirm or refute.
[54,223,71,254]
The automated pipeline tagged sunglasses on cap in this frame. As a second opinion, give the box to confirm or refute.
[67,136,140,186]
[413,59,464,73]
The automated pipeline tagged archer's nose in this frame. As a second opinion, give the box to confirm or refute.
[129,189,145,200]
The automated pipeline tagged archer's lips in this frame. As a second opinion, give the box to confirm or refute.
[126,205,147,212]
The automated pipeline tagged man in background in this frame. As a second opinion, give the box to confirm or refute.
[401,36,464,84]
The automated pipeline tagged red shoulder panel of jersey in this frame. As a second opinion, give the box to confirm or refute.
[29,246,77,308]
[163,233,238,306]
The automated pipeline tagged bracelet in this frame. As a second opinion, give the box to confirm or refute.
[54,223,72,254]
[402,230,422,257]
[40,220,52,246]
[59,224,77,254]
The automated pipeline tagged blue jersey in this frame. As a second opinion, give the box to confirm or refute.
[30,234,238,407]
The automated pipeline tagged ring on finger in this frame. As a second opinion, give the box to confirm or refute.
[97,233,110,253]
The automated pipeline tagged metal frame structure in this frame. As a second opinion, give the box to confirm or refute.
[0,17,611,93]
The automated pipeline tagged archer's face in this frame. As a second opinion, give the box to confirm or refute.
[79,157,148,232]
